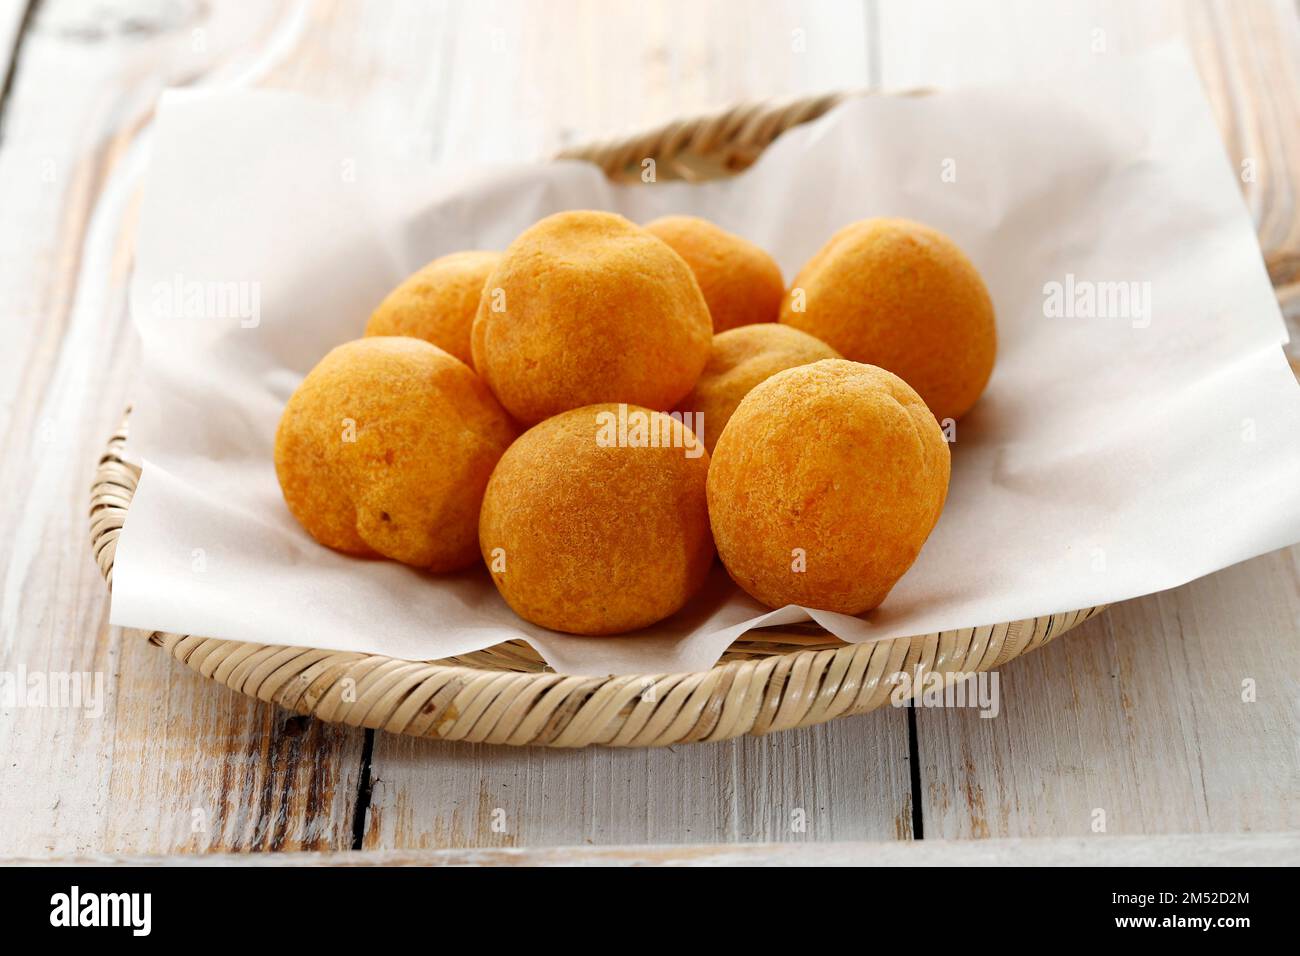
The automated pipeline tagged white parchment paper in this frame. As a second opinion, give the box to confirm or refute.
[111,47,1300,676]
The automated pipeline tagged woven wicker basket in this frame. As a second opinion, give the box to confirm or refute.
[89,91,1104,747]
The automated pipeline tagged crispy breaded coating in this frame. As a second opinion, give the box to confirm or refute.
[275,337,517,571]
[678,323,840,453]
[471,211,712,425]
[781,218,996,422]
[707,359,950,614]
[365,250,500,367]
[645,215,784,333]
[479,403,714,635]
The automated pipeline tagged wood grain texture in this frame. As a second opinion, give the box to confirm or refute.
[1181,0,1300,337]
[10,831,1299,865]
[1,0,1298,856]
[310,0,910,846]
[917,551,1300,838]
[221,0,908,844]
[877,0,1300,840]
[361,713,914,848]
[0,0,365,856]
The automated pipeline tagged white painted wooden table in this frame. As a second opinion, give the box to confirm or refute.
[1,0,1297,861]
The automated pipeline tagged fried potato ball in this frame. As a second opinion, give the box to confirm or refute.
[678,323,840,454]
[780,218,996,422]
[470,211,712,425]
[274,337,517,572]
[644,215,785,333]
[707,359,950,615]
[479,403,714,635]
[365,250,500,367]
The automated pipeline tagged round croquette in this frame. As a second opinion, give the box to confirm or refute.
[365,250,500,367]
[707,359,950,614]
[275,337,517,571]
[479,403,714,635]
[471,211,712,425]
[780,218,996,422]
[645,215,784,333]
[678,323,840,453]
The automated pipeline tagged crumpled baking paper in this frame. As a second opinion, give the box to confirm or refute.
[111,47,1300,676]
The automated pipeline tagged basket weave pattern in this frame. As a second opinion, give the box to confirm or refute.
[89,93,1102,747]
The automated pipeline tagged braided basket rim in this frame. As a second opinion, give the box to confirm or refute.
[90,90,1104,747]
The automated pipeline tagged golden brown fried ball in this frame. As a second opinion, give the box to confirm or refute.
[707,359,949,615]
[780,218,996,422]
[275,337,517,572]
[644,215,785,333]
[479,403,714,635]
[471,211,712,425]
[678,323,840,454]
[365,250,500,367]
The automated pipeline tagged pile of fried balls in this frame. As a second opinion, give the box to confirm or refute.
[275,210,996,636]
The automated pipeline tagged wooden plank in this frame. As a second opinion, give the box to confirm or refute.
[1186,0,1300,330]
[918,549,1300,838]
[0,0,366,855]
[362,714,913,848]
[4,0,1296,857]
[876,0,1187,88]
[875,0,1300,839]
[11,830,1300,866]
[0,0,901,856]
[257,0,872,164]
[324,0,911,847]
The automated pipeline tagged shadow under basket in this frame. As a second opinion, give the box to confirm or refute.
[89,91,1104,747]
